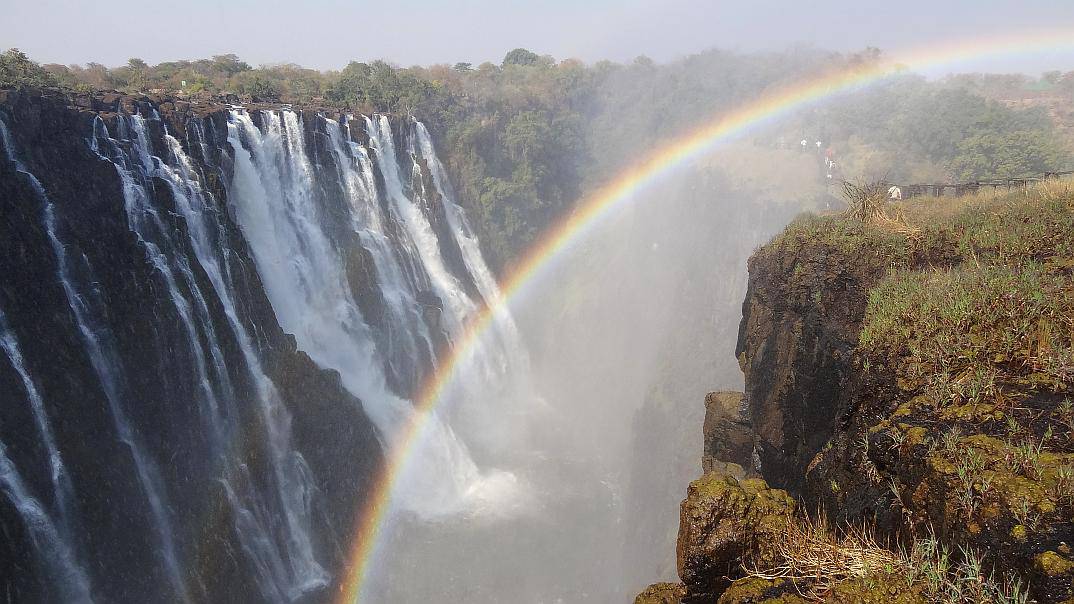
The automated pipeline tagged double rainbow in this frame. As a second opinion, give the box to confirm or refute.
[338,29,1074,603]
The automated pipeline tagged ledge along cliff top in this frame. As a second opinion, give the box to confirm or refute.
[0,84,359,114]
[0,86,402,148]
[640,180,1074,603]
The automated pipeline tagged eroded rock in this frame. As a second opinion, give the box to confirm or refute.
[676,471,795,601]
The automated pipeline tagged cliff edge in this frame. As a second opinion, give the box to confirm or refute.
[640,183,1074,602]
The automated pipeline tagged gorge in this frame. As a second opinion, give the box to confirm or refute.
[1,81,806,601]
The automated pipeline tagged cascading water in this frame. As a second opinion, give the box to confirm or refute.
[225,109,527,519]
[1,115,189,602]
[90,113,329,601]
[406,121,544,459]
[0,303,91,604]
[0,441,93,603]
[1,97,570,603]
[0,305,76,537]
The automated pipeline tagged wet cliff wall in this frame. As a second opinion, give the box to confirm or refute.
[0,88,382,603]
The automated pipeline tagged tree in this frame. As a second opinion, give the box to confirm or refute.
[0,48,59,88]
[453,62,473,73]
[949,129,1067,180]
[211,54,251,76]
[502,48,539,67]
[235,73,281,101]
[632,55,655,69]
[126,57,149,90]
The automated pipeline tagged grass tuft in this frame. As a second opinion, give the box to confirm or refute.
[747,516,1029,603]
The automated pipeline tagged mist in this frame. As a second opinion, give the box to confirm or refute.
[349,45,1074,600]
[364,67,837,597]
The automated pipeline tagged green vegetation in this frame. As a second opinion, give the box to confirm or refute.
[0,49,67,89]
[5,47,1072,271]
[813,78,1071,181]
[857,183,1074,401]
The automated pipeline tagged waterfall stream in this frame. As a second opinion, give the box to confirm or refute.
[226,109,529,519]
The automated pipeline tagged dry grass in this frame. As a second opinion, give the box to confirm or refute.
[842,181,922,238]
[745,515,900,598]
[1033,177,1074,204]
[842,181,890,224]
[745,516,1029,603]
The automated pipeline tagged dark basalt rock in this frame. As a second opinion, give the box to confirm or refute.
[0,87,383,602]
[735,239,882,494]
[702,391,755,476]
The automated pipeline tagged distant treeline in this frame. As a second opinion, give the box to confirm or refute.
[3,47,1071,271]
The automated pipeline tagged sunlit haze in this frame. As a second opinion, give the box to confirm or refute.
[4,0,1074,72]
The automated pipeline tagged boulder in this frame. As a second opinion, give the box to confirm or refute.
[676,470,795,601]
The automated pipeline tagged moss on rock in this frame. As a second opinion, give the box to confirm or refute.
[676,471,796,600]
[635,582,686,604]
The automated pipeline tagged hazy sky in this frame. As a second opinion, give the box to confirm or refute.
[4,0,1074,74]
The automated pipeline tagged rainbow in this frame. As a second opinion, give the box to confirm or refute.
[337,29,1074,602]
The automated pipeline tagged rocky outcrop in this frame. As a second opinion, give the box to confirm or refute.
[734,235,884,493]
[676,472,796,602]
[635,582,687,604]
[702,391,755,476]
[641,191,1074,603]
[635,468,796,604]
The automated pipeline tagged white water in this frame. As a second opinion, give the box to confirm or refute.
[226,109,528,519]
[365,116,477,334]
[0,305,76,537]
[406,123,546,457]
[0,441,93,603]
[0,297,89,604]
[325,116,435,390]
[94,114,330,601]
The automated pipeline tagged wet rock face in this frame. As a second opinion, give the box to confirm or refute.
[702,391,755,476]
[676,471,795,602]
[735,242,881,493]
[0,88,382,601]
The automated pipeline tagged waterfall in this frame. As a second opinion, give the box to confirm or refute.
[365,115,478,335]
[226,109,528,518]
[325,116,436,393]
[1,116,189,601]
[404,121,545,459]
[0,441,93,603]
[1,100,549,601]
[91,114,329,601]
[0,305,76,536]
[0,300,89,604]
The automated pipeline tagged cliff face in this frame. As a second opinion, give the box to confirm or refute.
[640,188,1074,603]
[0,88,382,602]
[734,235,886,493]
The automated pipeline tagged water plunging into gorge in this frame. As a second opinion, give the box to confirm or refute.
[0,98,551,602]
